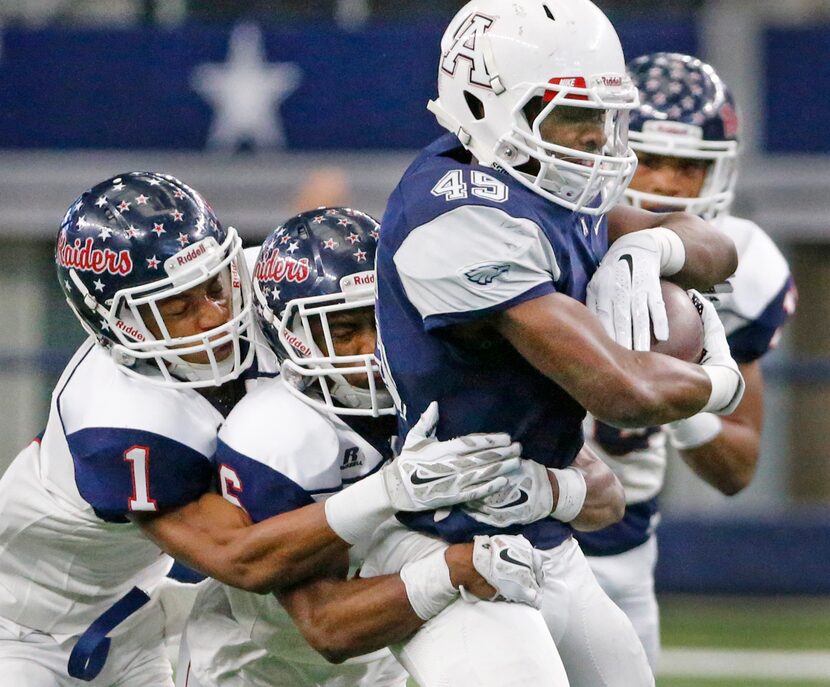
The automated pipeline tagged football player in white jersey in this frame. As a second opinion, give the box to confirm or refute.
[578,53,797,669]
[0,175,535,687]
[372,2,750,686]
[177,207,578,687]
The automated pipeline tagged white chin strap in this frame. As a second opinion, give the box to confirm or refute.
[165,352,238,384]
[329,373,392,411]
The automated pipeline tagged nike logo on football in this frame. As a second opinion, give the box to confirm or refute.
[410,471,445,485]
[490,490,529,509]
[499,548,531,570]
[619,253,634,279]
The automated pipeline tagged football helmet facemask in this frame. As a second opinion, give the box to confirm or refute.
[253,207,394,417]
[428,0,639,215]
[626,52,740,219]
[55,172,255,388]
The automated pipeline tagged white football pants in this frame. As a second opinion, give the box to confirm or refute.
[586,535,660,671]
[361,521,654,687]
[0,611,172,687]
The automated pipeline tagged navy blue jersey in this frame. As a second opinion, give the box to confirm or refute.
[376,135,607,549]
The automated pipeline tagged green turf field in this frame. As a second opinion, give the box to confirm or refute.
[660,594,830,652]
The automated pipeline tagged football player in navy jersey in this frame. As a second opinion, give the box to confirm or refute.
[578,52,797,669]
[176,208,587,687]
[0,175,533,687]
[372,1,747,686]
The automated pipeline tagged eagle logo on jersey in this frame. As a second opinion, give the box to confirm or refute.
[463,262,511,286]
[440,12,495,88]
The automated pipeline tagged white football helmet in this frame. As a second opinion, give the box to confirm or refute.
[428,0,639,215]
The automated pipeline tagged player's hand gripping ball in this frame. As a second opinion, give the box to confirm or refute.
[651,281,705,363]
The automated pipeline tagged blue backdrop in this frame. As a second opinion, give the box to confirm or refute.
[0,20,696,150]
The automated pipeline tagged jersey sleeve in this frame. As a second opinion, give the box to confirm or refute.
[727,275,797,363]
[393,204,559,330]
[66,427,214,522]
[213,382,344,523]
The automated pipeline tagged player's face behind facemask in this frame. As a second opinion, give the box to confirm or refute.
[55,171,256,389]
[624,52,740,219]
[139,268,235,366]
[628,152,710,211]
[253,207,395,418]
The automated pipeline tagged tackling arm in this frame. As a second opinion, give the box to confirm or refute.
[670,360,763,495]
[566,444,625,531]
[277,543,494,664]
[133,494,346,594]
[607,205,738,288]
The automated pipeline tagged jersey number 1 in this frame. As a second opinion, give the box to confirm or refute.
[124,445,158,512]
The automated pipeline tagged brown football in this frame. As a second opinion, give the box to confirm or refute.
[651,281,705,363]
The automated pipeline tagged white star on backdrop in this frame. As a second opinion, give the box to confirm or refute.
[191,23,302,150]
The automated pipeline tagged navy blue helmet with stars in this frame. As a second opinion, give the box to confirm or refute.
[253,207,393,417]
[56,171,255,388]
[626,52,740,219]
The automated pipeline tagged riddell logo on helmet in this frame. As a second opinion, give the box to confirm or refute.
[175,242,207,267]
[255,251,311,284]
[545,77,588,102]
[283,331,312,357]
[114,319,145,341]
[57,234,133,276]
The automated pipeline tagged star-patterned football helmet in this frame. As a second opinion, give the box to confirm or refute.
[56,171,255,387]
[427,0,639,215]
[626,52,740,219]
[253,207,393,417]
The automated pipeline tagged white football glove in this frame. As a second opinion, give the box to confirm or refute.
[382,402,522,512]
[462,534,545,609]
[461,459,553,527]
[587,227,685,351]
[690,290,746,415]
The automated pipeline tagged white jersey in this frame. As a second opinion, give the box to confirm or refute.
[578,214,795,555]
[184,378,407,687]
[0,338,268,639]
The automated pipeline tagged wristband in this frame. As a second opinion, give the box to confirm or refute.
[700,365,743,415]
[666,413,723,450]
[399,548,458,620]
[324,472,394,545]
[548,467,587,522]
[651,227,686,276]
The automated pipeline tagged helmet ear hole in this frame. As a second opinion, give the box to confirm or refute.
[464,91,485,121]
[543,4,555,21]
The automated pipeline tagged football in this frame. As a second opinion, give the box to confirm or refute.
[651,281,705,363]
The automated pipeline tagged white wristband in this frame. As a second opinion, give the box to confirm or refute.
[700,365,742,415]
[548,467,587,522]
[666,413,723,450]
[399,548,458,620]
[651,227,686,276]
[324,472,394,546]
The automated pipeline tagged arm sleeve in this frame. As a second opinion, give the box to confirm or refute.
[67,427,214,522]
[393,204,560,330]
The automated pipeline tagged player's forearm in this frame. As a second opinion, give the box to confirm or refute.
[278,574,424,664]
[678,419,760,495]
[136,495,348,593]
[656,213,737,289]
[567,446,625,531]
[497,294,711,427]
